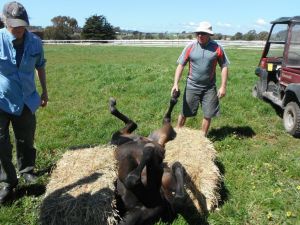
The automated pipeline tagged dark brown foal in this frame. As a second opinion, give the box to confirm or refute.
[109,92,186,225]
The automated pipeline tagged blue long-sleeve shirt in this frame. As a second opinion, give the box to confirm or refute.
[0,28,46,115]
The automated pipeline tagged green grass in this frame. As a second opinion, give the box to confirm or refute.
[0,45,299,225]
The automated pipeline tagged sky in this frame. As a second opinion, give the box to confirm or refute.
[1,0,300,35]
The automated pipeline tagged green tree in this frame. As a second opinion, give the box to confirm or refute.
[232,32,243,40]
[44,16,78,40]
[81,15,116,40]
[133,31,142,39]
[158,33,165,39]
[257,31,269,40]
[187,34,193,39]
[145,33,154,39]
[213,33,223,40]
[243,29,257,41]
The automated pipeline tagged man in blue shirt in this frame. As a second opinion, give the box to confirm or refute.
[0,1,48,204]
[171,21,229,137]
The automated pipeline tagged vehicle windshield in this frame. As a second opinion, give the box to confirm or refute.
[267,24,288,58]
[286,23,300,67]
[269,24,288,42]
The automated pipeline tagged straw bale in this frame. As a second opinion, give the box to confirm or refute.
[39,145,119,225]
[165,127,222,213]
[40,127,221,224]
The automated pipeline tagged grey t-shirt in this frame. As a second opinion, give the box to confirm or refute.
[177,40,229,89]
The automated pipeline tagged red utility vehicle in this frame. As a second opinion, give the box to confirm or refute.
[253,16,300,137]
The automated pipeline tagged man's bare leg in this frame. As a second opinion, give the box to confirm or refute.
[176,114,186,128]
[201,117,211,137]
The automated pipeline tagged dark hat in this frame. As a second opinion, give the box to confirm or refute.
[3,1,29,27]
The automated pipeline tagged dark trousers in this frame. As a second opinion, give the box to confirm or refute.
[0,106,36,187]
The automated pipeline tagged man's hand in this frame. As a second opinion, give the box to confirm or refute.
[217,86,226,99]
[41,91,48,107]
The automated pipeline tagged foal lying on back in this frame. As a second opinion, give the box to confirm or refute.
[109,92,186,225]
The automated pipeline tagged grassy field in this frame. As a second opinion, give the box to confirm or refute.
[0,45,299,225]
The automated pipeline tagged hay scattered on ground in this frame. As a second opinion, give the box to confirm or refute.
[165,127,222,212]
[39,145,119,225]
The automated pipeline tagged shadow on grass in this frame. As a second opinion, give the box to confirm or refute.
[12,165,54,201]
[265,98,284,118]
[15,184,46,199]
[214,159,229,207]
[2,183,47,207]
[208,125,256,141]
[35,164,56,177]
[3,165,55,205]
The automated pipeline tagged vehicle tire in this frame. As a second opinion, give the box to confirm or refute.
[252,81,263,99]
[283,102,300,137]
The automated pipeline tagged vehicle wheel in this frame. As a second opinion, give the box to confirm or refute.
[283,102,300,137]
[252,81,263,99]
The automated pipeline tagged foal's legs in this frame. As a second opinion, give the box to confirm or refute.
[161,162,186,208]
[109,97,137,134]
[109,97,138,145]
[171,162,185,199]
[124,143,160,189]
[148,90,180,145]
[163,90,180,123]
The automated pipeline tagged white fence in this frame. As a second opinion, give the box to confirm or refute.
[42,39,266,48]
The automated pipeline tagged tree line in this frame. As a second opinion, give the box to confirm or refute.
[0,14,269,41]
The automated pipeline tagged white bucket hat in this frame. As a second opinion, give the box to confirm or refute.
[195,21,214,35]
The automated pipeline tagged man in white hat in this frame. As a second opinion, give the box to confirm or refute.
[0,1,48,204]
[171,21,229,136]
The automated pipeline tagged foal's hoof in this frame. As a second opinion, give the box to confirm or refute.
[172,89,180,99]
[109,97,117,113]
[172,162,185,176]
[124,173,141,189]
[171,90,180,104]
[109,97,116,107]
[173,193,187,209]
[175,192,186,200]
